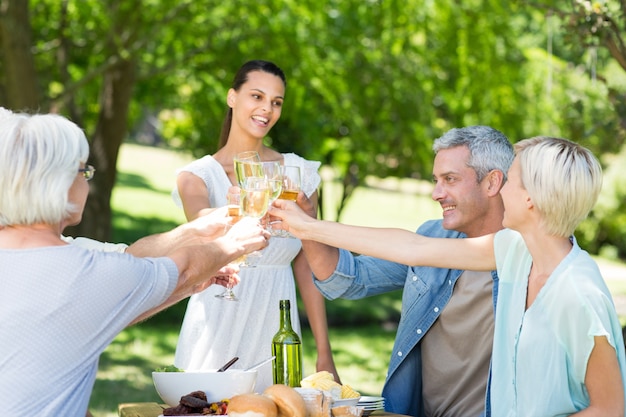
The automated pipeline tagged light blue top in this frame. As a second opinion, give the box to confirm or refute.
[314,220,498,417]
[0,245,178,416]
[492,229,626,416]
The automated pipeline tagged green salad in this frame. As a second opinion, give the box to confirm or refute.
[155,364,184,372]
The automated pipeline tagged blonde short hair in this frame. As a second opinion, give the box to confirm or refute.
[0,112,89,226]
[515,136,602,237]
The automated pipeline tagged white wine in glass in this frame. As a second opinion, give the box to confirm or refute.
[215,178,269,302]
[216,154,260,302]
[234,151,263,188]
[241,177,271,219]
[239,177,271,268]
[260,161,283,203]
[273,166,302,237]
[277,189,298,201]
[260,161,284,236]
[268,179,283,202]
[278,165,301,201]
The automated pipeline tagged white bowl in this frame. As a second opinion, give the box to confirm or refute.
[152,369,257,406]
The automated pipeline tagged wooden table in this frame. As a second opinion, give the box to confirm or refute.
[118,402,409,417]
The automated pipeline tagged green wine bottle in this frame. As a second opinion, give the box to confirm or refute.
[271,299,302,387]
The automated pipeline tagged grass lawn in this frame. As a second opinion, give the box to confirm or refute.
[89,143,626,416]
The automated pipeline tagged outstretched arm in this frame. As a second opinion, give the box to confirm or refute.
[126,207,232,257]
[131,216,269,324]
[288,192,340,280]
[269,199,496,273]
[292,191,341,382]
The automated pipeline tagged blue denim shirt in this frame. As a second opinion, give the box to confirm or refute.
[314,220,498,417]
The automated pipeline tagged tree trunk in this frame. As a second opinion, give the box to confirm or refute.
[0,0,40,110]
[64,58,136,241]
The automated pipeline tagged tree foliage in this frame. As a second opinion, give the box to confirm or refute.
[1,0,625,256]
[152,0,531,215]
[517,0,626,255]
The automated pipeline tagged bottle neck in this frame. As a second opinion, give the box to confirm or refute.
[280,305,293,331]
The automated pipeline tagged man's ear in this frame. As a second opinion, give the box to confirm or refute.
[486,170,505,197]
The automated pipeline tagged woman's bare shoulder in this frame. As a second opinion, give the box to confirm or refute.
[263,148,284,161]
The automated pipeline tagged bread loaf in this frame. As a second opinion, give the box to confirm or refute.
[228,393,278,417]
[263,385,307,417]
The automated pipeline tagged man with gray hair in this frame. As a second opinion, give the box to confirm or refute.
[291,126,513,417]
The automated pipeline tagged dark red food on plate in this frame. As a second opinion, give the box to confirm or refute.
[162,391,229,415]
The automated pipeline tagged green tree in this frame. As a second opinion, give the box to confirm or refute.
[158,0,530,216]
[518,0,626,254]
[1,0,623,247]
[1,0,225,239]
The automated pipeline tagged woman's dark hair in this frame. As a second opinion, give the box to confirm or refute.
[217,60,287,149]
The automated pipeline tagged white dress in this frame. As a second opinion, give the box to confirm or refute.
[172,153,321,392]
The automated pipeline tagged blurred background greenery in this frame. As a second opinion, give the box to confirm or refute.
[2,0,626,258]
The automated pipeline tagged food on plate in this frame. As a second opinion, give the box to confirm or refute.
[301,371,341,391]
[228,393,278,417]
[300,371,361,399]
[339,385,360,399]
[263,384,307,417]
[161,390,228,415]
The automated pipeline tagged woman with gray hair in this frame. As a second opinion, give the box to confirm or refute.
[0,111,269,416]
[270,136,626,416]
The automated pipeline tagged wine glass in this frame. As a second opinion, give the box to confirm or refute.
[241,176,271,219]
[215,189,244,301]
[240,176,272,265]
[261,161,283,203]
[234,151,262,188]
[260,161,283,234]
[273,165,301,237]
[278,165,301,201]
[235,150,260,163]
[216,177,270,302]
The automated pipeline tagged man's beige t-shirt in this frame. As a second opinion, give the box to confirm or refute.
[421,270,495,417]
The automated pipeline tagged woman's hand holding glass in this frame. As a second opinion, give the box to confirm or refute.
[217,176,271,301]
[215,171,269,301]
[198,264,240,295]
[214,190,244,300]
[271,165,301,237]
[267,192,314,240]
[214,212,270,301]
